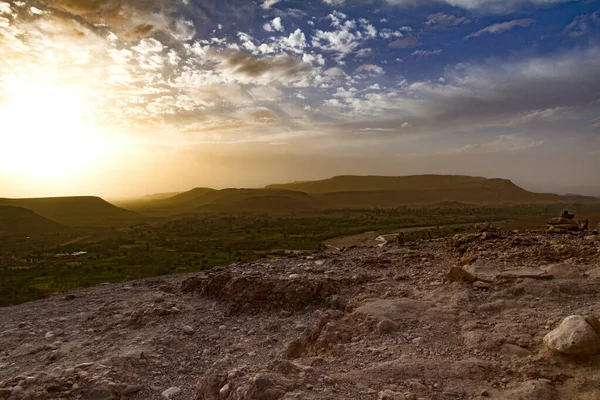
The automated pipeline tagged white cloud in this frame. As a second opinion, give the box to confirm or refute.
[272,17,284,32]
[465,18,534,38]
[411,49,442,56]
[262,0,282,9]
[426,13,470,28]
[264,17,284,32]
[0,2,14,17]
[312,13,368,62]
[355,64,384,75]
[283,28,307,51]
[323,0,346,5]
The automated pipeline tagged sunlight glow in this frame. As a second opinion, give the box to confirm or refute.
[0,77,111,182]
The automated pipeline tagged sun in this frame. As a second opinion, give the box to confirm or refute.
[0,78,110,182]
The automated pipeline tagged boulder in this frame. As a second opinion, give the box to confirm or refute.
[543,264,581,279]
[378,319,399,334]
[543,315,600,355]
[445,266,476,283]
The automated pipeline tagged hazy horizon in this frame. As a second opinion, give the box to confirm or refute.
[1,0,599,199]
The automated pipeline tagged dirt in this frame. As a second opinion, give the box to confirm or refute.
[1,229,600,400]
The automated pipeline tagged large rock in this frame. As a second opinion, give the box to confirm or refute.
[543,263,581,279]
[445,266,476,283]
[543,315,600,355]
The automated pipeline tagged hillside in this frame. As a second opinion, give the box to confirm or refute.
[0,197,142,227]
[0,206,69,235]
[119,189,319,216]
[195,194,320,213]
[1,230,600,399]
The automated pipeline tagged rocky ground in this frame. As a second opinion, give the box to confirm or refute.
[2,228,600,400]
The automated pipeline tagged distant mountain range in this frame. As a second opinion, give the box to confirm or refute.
[1,175,598,232]
[116,175,600,216]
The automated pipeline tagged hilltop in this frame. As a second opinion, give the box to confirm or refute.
[0,206,69,236]
[0,197,142,227]
[1,230,600,399]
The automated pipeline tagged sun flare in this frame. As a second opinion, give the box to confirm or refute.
[0,78,110,182]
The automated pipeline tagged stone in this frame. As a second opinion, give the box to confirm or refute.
[379,389,406,400]
[378,319,399,334]
[473,281,491,289]
[501,344,532,358]
[263,388,286,399]
[586,267,600,280]
[219,383,230,398]
[162,387,181,399]
[584,315,600,336]
[49,367,63,378]
[543,315,600,355]
[123,385,142,395]
[88,386,114,400]
[445,266,476,283]
[543,264,581,278]
[584,235,600,243]
[182,326,195,335]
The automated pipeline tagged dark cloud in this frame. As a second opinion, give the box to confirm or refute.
[388,36,421,48]
[211,49,313,82]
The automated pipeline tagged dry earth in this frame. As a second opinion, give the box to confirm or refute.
[2,229,600,400]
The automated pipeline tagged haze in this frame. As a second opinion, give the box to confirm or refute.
[1,0,599,199]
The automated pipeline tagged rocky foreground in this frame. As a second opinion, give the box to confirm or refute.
[2,230,600,400]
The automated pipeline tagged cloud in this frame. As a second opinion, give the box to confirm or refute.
[323,0,346,4]
[210,49,314,84]
[425,13,470,28]
[326,46,600,138]
[355,64,384,75]
[564,12,600,37]
[411,49,442,56]
[356,48,373,57]
[388,36,421,48]
[282,28,308,51]
[465,18,534,38]
[263,17,284,32]
[380,0,576,14]
[262,0,282,9]
[312,13,366,61]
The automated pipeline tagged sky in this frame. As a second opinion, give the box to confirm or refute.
[0,0,599,198]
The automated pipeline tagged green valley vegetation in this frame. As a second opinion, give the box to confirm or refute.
[1,175,599,306]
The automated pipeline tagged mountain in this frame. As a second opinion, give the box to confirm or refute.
[165,188,215,203]
[0,206,69,236]
[266,175,514,193]
[0,197,142,227]
[266,175,600,206]
[140,192,182,201]
[119,188,319,216]
[194,191,321,213]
